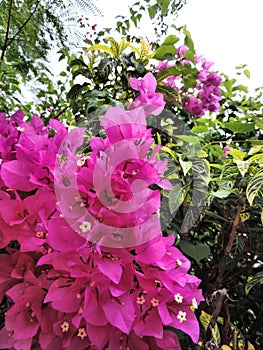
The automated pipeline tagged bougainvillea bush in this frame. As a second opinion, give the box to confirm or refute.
[1,3,263,348]
[49,24,263,349]
[0,76,204,350]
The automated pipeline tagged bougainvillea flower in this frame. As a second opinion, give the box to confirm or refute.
[222,145,232,158]
[128,72,165,115]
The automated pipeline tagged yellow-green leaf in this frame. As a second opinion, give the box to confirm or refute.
[240,211,250,222]
[199,310,211,330]
[245,271,263,294]
[248,145,263,155]
[161,146,178,160]
[246,171,263,205]
[199,311,221,346]
[168,186,186,214]
[235,160,250,177]
[247,342,255,350]
[244,69,250,79]
[87,44,114,57]
[118,38,129,55]
[197,150,208,158]
[228,148,247,161]
[140,39,151,59]
[106,37,120,58]
[178,154,192,176]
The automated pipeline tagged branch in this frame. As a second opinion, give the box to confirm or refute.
[202,288,229,349]
[1,0,13,60]
[1,1,41,59]
[216,200,243,288]
[54,105,70,119]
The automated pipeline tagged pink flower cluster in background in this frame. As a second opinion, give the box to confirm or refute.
[157,45,222,117]
[0,80,203,350]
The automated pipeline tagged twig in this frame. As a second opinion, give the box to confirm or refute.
[1,0,13,60]
[1,1,40,59]
[216,200,243,288]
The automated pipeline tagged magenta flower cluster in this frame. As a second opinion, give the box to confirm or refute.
[157,45,222,117]
[0,80,203,350]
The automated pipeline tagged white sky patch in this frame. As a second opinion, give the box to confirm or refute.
[96,0,263,90]
[176,0,263,90]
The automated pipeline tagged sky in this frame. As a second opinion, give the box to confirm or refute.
[95,0,263,91]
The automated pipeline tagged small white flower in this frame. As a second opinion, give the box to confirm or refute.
[192,297,198,309]
[79,221,91,233]
[136,295,146,305]
[77,327,87,340]
[174,293,183,303]
[177,311,187,323]
[77,156,87,166]
[150,297,159,307]
[61,321,70,333]
[176,259,182,266]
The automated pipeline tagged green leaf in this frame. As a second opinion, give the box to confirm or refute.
[156,84,179,100]
[192,159,210,184]
[184,34,194,52]
[168,186,186,214]
[181,25,194,51]
[183,75,197,89]
[153,45,177,60]
[191,125,209,133]
[162,35,180,45]
[222,78,237,94]
[179,241,210,263]
[96,58,115,82]
[224,122,255,134]
[178,154,192,176]
[157,0,170,15]
[210,163,223,170]
[106,37,122,58]
[199,311,221,346]
[199,310,211,330]
[248,145,263,155]
[148,4,158,19]
[160,146,178,160]
[176,135,200,145]
[232,235,244,255]
[232,84,248,93]
[197,150,208,158]
[153,35,179,60]
[256,121,263,130]
[246,171,263,205]
[87,44,114,57]
[184,48,195,63]
[245,271,263,294]
[228,148,247,161]
[235,160,250,177]
[67,83,88,100]
[210,189,232,199]
[156,66,180,82]
[244,69,250,79]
